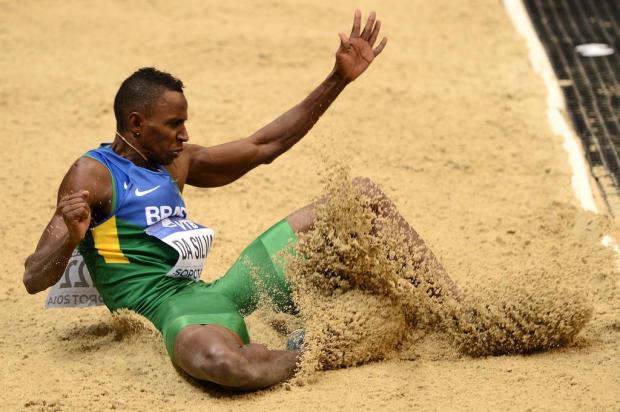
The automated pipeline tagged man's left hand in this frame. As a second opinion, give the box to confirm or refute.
[335,10,388,83]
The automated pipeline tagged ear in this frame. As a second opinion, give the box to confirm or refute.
[127,112,144,137]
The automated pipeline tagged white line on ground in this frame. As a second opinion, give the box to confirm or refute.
[502,0,620,260]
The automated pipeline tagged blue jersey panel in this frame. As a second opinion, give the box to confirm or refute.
[85,145,187,228]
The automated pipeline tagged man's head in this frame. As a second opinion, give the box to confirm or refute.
[114,67,189,165]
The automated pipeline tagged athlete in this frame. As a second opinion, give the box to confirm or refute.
[23,11,457,390]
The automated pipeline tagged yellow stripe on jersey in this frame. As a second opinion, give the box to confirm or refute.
[92,216,130,264]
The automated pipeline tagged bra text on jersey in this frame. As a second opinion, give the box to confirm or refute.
[145,205,188,225]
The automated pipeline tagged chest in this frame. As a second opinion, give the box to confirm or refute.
[115,172,187,228]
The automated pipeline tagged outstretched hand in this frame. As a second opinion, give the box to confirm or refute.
[335,10,388,83]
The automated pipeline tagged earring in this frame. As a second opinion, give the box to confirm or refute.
[135,132,141,137]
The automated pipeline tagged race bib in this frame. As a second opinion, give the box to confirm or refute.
[46,249,104,308]
[145,217,215,281]
[46,217,214,309]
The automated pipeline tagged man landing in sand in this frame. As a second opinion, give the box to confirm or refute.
[23,10,456,390]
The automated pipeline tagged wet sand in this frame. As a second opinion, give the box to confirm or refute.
[1,0,619,410]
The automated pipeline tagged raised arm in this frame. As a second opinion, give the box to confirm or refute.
[185,10,387,188]
[23,157,112,294]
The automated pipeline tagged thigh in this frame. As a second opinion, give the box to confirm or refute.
[153,283,251,360]
[285,202,316,234]
[212,219,298,315]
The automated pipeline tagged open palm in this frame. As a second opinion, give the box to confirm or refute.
[335,10,388,82]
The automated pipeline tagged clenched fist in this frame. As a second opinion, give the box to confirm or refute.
[58,190,91,245]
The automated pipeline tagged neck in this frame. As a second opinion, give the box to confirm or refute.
[111,132,152,169]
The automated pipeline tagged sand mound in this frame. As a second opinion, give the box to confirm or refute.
[59,309,160,353]
[285,166,409,379]
[444,276,593,356]
[285,166,594,382]
[108,309,158,339]
[286,165,456,380]
[295,291,407,373]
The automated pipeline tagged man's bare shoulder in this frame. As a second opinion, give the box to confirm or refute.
[58,156,113,218]
[165,143,204,190]
[66,155,109,177]
[175,143,205,166]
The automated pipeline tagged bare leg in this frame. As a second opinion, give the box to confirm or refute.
[173,177,456,390]
[174,324,298,391]
[170,207,316,390]
[286,177,460,300]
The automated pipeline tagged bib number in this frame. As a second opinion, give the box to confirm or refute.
[45,217,215,309]
[146,217,215,281]
[46,249,104,308]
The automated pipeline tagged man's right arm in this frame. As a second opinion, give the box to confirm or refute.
[23,157,112,294]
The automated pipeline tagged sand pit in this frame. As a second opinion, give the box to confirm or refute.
[2,0,619,410]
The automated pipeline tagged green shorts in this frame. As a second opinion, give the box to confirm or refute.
[150,219,297,361]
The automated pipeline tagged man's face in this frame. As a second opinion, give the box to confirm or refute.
[137,90,189,165]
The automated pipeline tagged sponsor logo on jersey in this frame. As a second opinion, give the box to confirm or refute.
[135,185,161,197]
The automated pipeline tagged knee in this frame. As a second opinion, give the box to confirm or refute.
[197,347,258,389]
[352,176,375,190]
[352,176,388,208]
[352,176,383,197]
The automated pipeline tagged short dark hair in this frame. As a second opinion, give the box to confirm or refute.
[114,67,184,132]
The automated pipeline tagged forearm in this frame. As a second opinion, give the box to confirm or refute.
[23,232,77,294]
[252,69,348,162]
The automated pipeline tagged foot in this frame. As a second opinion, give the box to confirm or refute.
[286,329,305,351]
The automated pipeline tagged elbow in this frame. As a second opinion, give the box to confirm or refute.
[23,271,40,295]
[255,146,277,165]
[258,140,291,165]
[252,133,296,166]
[23,276,38,295]
[23,258,43,295]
